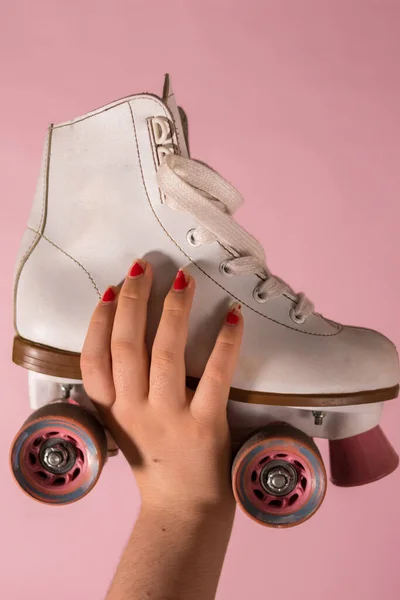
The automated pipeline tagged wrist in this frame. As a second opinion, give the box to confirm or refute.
[140,496,236,525]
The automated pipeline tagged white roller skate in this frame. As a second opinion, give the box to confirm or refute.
[10,75,399,526]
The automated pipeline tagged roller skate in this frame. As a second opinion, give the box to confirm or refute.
[10,75,399,526]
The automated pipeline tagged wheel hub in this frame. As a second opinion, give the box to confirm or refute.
[39,438,77,474]
[260,460,298,496]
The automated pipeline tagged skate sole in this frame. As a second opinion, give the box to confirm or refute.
[13,336,400,407]
[13,336,82,380]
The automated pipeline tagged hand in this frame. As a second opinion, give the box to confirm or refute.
[81,260,243,513]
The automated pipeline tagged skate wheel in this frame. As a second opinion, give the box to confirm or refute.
[232,423,326,528]
[10,402,107,505]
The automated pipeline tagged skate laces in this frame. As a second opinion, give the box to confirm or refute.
[156,154,314,322]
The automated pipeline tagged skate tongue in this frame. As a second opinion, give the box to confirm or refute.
[162,74,189,158]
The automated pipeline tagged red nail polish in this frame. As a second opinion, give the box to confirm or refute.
[102,287,116,303]
[226,303,241,325]
[173,269,189,291]
[129,261,145,278]
[226,311,239,325]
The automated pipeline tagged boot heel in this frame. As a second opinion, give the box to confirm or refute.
[12,336,82,380]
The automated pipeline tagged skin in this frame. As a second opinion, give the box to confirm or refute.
[81,259,243,600]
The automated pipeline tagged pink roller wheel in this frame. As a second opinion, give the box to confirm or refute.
[10,402,107,504]
[232,423,326,528]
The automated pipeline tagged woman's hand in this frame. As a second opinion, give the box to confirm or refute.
[81,259,243,513]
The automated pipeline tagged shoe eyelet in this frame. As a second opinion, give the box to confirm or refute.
[252,286,268,304]
[219,261,233,276]
[290,308,306,324]
[186,229,201,247]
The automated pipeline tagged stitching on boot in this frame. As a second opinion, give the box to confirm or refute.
[53,93,165,129]
[27,226,101,298]
[54,99,131,129]
[13,126,53,333]
[128,99,342,338]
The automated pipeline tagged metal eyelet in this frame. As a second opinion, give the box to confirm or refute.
[219,261,233,276]
[290,308,306,324]
[186,229,201,247]
[252,286,268,303]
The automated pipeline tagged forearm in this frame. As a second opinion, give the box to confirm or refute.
[106,503,235,600]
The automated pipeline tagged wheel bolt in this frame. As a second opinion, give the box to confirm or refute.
[40,441,76,473]
[46,451,64,467]
[260,460,298,496]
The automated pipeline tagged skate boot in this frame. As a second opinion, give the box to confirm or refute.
[10,75,399,527]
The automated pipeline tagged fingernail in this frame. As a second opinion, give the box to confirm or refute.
[173,269,189,292]
[129,259,146,279]
[226,302,241,325]
[102,287,116,303]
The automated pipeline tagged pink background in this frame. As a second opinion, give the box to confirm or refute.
[1,1,399,598]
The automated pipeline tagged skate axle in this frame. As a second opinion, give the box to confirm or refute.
[40,439,77,474]
[260,460,298,496]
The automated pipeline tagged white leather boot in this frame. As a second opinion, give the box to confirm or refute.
[11,75,399,526]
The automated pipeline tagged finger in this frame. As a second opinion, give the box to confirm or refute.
[149,268,195,407]
[111,259,152,401]
[81,286,119,409]
[191,303,243,423]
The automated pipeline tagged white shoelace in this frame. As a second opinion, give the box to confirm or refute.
[157,154,314,321]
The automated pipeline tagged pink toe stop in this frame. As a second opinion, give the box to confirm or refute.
[329,426,399,487]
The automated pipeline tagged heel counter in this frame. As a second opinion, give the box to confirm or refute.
[14,233,101,352]
[13,126,53,333]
